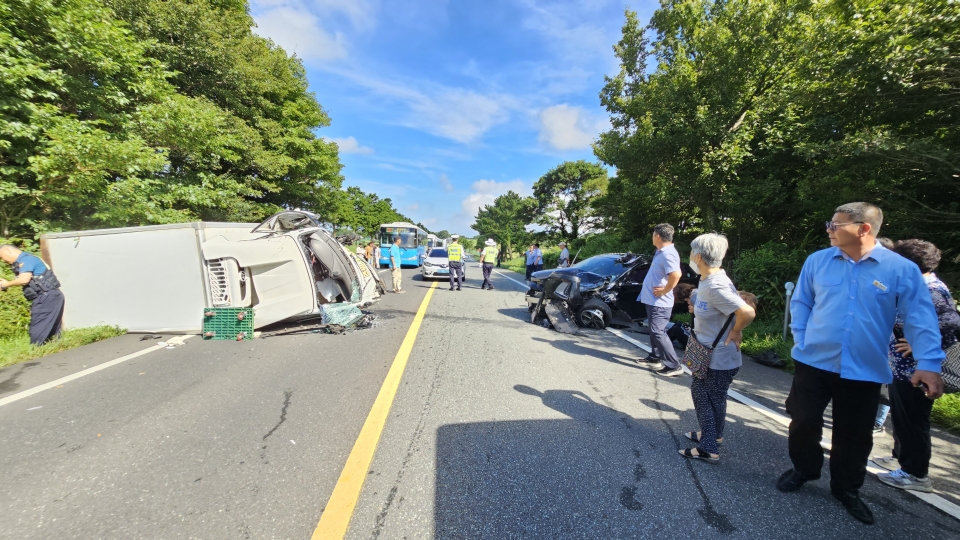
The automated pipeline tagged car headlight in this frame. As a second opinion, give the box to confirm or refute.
[424,261,434,267]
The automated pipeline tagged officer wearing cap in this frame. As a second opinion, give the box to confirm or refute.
[0,244,66,345]
[479,238,497,290]
[447,235,464,291]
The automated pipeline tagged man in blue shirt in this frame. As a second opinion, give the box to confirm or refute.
[636,224,683,376]
[524,244,537,281]
[777,203,945,525]
[0,244,66,345]
[388,237,405,294]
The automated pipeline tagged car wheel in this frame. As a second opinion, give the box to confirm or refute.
[576,298,612,329]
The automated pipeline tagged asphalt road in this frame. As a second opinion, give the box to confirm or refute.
[1,263,958,539]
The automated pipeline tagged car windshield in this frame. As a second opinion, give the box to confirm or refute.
[428,249,448,258]
[572,256,628,278]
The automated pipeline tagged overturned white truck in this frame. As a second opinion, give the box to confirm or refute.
[40,212,385,333]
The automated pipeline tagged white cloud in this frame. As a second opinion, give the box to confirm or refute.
[326,69,514,144]
[439,174,454,192]
[253,6,348,62]
[538,104,608,151]
[408,88,510,143]
[330,136,374,154]
[460,179,531,217]
[250,0,379,62]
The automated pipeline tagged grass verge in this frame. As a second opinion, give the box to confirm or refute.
[932,393,960,433]
[500,255,528,275]
[0,326,126,369]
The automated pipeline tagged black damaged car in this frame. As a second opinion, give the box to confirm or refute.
[524,253,699,330]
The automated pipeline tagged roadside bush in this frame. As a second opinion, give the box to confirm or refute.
[932,394,960,433]
[730,242,811,318]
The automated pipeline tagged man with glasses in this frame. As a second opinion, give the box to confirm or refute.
[776,202,945,525]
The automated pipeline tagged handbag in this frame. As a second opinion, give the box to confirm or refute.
[683,314,735,379]
[942,341,960,394]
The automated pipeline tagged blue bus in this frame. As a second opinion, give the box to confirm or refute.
[378,222,427,268]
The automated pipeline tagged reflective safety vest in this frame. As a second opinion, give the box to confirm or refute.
[448,243,463,261]
[481,246,497,263]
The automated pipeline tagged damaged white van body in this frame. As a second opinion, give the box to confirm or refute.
[41,212,385,333]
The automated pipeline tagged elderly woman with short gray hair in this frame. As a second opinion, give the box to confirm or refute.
[680,233,757,464]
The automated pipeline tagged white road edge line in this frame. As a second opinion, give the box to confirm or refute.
[605,328,960,521]
[0,335,195,408]
[492,269,529,290]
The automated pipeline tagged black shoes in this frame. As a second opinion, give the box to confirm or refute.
[632,354,662,365]
[776,469,816,492]
[655,366,683,377]
[777,469,872,525]
[832,490,874,525]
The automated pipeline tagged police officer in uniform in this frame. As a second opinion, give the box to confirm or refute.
[0,244,66,345]
[447,235,464,291]
[479,238,497,290]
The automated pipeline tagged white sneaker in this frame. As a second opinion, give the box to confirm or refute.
[877,468,933,493]
[872,456,899,471]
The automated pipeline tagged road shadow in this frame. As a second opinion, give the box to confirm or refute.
[432,384,960,539]
[497,307,531,323]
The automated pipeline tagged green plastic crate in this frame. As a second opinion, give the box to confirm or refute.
[202,307,254,340]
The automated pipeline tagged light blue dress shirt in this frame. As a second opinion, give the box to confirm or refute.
[790,244,945,383]
[639,244,681,307]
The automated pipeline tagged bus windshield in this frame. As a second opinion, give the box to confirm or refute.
[381,228,418,248]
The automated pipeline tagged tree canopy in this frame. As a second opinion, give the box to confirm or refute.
[0,0,413,239]
[532,160,608,241]
[471,191,535,257]
[592,0,959,272]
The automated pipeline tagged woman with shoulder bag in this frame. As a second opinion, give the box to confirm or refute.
[873,239,960,492]
[679,233,757,464]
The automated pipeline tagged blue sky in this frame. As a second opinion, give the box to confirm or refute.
[249,0,657,234]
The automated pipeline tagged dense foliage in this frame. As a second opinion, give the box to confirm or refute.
[471,191,535,258]
[593,0,959,276]
[532,160,608,241]
[0,0,409,239]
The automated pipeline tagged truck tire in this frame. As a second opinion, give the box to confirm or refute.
[576,298,612,329]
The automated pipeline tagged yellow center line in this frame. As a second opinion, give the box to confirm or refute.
[311,281,439,540]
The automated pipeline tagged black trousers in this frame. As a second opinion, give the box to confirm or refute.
[785,361,881,494]
[525,264,534,280]
[30,289,65,345]
[481,262,494,289]
[890,378,934,478]
[448,261,463,289]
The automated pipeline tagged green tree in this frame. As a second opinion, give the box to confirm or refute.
[338,186,408,237]
[435,230,451,239]
[594,2,810,243]
[532,160,608,241]
[471,191,534,258]
[0,0,170,235]
[105,0,344,221]
[0,0,346,237]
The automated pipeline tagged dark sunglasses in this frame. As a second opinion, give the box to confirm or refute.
[825,221,864,232]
